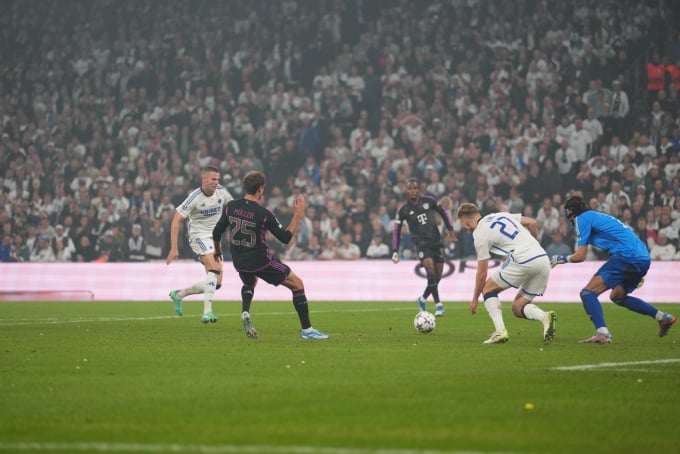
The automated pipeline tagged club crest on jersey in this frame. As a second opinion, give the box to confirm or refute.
[423,203,430,209]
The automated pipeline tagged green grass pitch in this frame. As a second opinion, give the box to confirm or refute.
[1,300,679,454]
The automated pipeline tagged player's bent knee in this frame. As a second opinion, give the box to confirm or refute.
[580,288,595,299]
[513,305,525,318]
[609,287,627,301]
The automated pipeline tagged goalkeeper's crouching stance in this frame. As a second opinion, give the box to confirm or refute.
[551,195,676,344]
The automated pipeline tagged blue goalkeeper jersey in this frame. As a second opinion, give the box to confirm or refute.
[574,210,649,260]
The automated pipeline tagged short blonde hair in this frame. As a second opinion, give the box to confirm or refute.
[457,202,480,219]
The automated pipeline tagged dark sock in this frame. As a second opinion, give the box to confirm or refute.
[241,285,254,313]
[293,289,311,329]
[423,274,437,300]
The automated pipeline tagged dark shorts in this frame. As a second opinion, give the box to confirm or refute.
[416,244,445,263]
[596,255,650,293]
[238,256,291,287]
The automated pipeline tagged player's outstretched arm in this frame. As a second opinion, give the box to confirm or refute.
[470,259,488,315]
[165,211,185,265]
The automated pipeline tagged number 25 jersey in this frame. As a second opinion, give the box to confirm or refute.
[473,212,546,262]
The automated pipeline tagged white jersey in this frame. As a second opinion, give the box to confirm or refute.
[176,185,233,242]
[473,212,547,263]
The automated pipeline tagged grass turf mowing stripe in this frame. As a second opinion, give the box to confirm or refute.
[0,306,416,326]
[552,358,680,371]
[0,442,514,454]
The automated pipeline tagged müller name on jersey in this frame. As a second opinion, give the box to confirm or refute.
[233,208,255,219]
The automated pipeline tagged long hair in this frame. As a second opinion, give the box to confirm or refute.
[563,195,590,222]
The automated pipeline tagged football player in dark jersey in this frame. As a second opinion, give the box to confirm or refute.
[213,171,329,339]
[392,178,456,316]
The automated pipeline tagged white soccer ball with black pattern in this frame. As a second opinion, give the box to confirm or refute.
[414,311,436,333]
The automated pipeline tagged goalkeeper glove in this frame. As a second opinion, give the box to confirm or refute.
[550,255,568,268]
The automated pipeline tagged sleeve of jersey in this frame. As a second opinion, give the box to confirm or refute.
[267,212,293,244]
[391,215,403,252]
[473,230,491,261]
[575,215,590,247]
[176,197,192,218]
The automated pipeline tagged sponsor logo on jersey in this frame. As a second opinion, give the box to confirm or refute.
[200,207,221,217]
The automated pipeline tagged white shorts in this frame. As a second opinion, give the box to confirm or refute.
[189,236,216,257]
[490,254,550,300]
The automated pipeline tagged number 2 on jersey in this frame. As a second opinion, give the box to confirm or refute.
[490,216,519,240]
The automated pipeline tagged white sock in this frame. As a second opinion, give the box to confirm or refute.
[484,297,505,332]
[596,327,611,335]
[177,281,204,299]
[522,303,546,321]
[203,272,217,314]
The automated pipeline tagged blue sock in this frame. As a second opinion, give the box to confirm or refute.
[612,296,658,318]
[580,289,607,330]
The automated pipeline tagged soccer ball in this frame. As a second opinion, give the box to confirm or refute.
[414,311,436,334]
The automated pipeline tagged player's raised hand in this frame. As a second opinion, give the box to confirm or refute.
[294,193,306,215]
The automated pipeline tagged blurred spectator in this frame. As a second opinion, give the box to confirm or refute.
[11,235,30,262]
[545,230,572,258]
[97,229,126,262]
[635,216,658,251]
[144,219,166,261]
[319,237,338,260]
[350,222,371,257]
[127,224,146,262]
[75,235,97,262]
[53,238,74,262]
[304,235,322,260]
[0,234,12,262]
[649,233,676,260]
[30,236,56,262]
[365,234,390,259]
[336,233,361,260]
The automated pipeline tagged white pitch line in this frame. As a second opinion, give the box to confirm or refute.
[552,358,680,371]
[0,306,415,327]
[0,442,513,454]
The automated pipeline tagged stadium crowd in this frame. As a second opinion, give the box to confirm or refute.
[1,0,680,264]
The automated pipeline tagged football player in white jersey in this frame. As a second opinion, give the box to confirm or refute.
[166,166,233,323]
[457,203,556,344]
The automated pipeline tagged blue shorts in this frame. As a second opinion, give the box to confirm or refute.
[595,255,650,293]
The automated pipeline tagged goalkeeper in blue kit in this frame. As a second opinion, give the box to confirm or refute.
[550,196,676,343]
